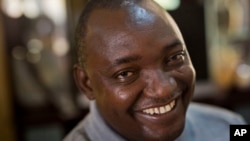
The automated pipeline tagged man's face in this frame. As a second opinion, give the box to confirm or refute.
[77,1,195,141]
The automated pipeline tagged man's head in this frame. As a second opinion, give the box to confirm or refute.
[74,0,196,141]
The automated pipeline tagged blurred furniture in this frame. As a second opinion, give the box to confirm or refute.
[0,5,16,141]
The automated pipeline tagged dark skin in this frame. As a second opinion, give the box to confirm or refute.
[74,1,196,141]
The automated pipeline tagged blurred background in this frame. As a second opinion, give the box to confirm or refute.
[0,0,249,141]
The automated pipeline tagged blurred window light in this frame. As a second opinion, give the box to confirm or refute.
[237,64,250,80]
[154,0,181,11]
[23,0,40,19]
[41,0,66,25]
[35,18,54,36]
[2,0,23,18]
[52,37,69,57]
[27,39,44,54]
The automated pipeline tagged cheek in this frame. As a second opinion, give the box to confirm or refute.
[106,82,144,109]
[92,75,143,111]
[176,64,196,101]
[173,64,195,91]
[187,65,196,85]
[175,64,196,83]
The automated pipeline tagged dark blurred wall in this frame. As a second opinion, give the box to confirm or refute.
[0,1,16,140]
[169,0,208,80]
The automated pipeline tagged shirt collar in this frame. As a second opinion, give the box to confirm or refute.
[84,101,126,141]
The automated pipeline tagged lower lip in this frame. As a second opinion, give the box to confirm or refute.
[135,98,182,123]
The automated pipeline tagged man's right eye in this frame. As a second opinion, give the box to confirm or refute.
[114,69,138,84]
[117,71,134,79]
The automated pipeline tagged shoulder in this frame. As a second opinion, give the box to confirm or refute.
[182,102,246,141]
[63,115,91,141]
[187,102,246,124]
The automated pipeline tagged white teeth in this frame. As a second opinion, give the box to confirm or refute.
[142,100,176,115]
[165,105,171,111]
[160,107,165,113]
[154,108,159,114]
[170,100,175,108]
[149,109,154,115]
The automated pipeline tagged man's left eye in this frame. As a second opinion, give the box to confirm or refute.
[166,51,186,66]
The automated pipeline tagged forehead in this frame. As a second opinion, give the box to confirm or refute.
[84,1,183,65]
[86,1,171,33]
[86,2,180,44]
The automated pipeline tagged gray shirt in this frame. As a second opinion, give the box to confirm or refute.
[63,101,246,141]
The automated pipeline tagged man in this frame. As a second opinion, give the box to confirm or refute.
[64,0,246,140]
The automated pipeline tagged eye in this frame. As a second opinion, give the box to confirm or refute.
[117,71,134,79]
[166,51,186,66]
[114,69,138,84]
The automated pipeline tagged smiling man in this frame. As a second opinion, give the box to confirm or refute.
[64,0,246,141]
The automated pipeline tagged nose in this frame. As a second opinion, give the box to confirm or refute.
[143,70,177,98]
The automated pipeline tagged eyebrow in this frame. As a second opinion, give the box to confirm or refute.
[162,39,183,52]
[113,55,142,67]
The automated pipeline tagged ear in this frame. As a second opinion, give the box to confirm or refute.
[73,64,95,100]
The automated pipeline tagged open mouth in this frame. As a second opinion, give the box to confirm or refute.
[142,100,176,115]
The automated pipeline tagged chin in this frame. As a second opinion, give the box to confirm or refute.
[139,118,185,141]
[162,118,185,141]
[164,122,185,141]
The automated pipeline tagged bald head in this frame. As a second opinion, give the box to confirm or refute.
[75,0,182,66]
